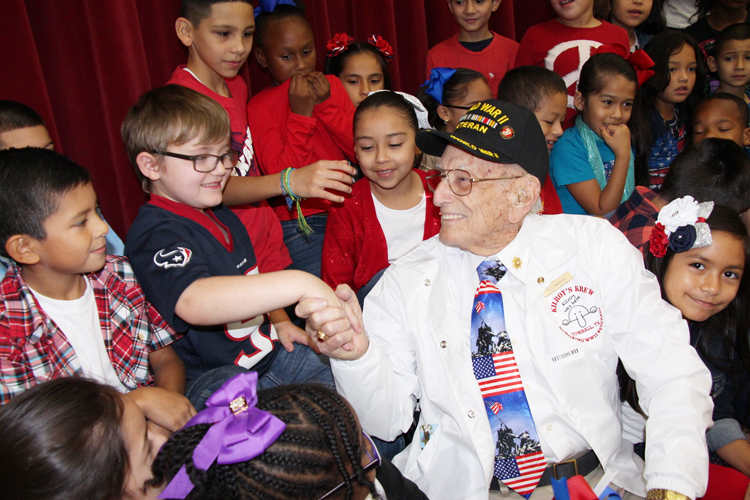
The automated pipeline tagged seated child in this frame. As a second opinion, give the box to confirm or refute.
[121,85,340,410]
[0,377,169,500]
[170,0,356,209]
[325,32,393,107]
[642,31,705,190]
[153,372,430,500]
[425,0,518,98]
[497,65,568,214]
[549,53,643,215]
[322,91,441,300]
[247,2,357,277]
[515,0,630,128]
[0,374,429,500]
[417,67,493,133]
[599,0,665,52]
[0,100,125,280]
[624,202,750,497]
[0,148,193,432]
[692,92,750,146]
[685,0,750,91]
[707,23,750,105]
[611,138,750,251]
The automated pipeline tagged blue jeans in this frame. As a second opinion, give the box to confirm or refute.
[186,344,334,410]
[281,214,327,278]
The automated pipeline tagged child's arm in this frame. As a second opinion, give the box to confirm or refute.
[148,345,186,394]
[174,270,342,326]
[715,437,750,477]
[127,387,196,432]
[309,74,357,162]
[566,124,631,215]
[222,160,357,206]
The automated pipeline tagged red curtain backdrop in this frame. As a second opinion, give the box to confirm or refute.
[0,0,554,237]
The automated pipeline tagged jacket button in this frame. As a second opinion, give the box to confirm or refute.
[440,341,447,348]
[424,279,431,286]
[468,410,475,418]
[546,424,553,431]
[537,277,545,283]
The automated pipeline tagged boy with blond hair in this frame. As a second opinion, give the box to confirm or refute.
[122,85,341,409]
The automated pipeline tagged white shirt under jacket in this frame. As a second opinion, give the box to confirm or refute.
[331,213,712,500]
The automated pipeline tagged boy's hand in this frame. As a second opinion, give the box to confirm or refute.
[129,387,197,432]
[308,72,331,104]
[296,284,369,361]
[599,124,631,159]
[274,318,319,353]
[290,160,356,203]
[289,74,316,117]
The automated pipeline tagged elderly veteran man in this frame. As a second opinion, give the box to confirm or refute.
[298,100,712,500]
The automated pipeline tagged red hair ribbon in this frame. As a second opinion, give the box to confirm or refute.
[368,34,394,62]
[593,44,655,86]
[326,32,354,58]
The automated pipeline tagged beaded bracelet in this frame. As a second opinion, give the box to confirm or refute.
[280,167,312,235]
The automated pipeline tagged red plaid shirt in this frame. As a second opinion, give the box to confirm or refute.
[609,186,660,255]
[0,256,178,404]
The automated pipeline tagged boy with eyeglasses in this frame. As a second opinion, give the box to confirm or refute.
[122,85,340,410]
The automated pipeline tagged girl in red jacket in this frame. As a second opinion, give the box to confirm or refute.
[321,91,441,300]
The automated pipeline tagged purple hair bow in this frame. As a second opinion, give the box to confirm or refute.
[422,67,457,105]
[254,0,296,16]
[158,372,286,499]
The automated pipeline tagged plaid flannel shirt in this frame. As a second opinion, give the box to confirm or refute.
[0,256,178,404]
[609,185,659,255]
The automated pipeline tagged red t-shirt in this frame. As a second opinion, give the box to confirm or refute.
[167,66,259,177]
[246,75,356,221]
[425,32,519,98]
[515,19,629,129]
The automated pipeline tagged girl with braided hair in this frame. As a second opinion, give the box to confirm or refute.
[152,373,428,500]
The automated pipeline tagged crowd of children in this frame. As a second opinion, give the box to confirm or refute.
[4,0,750,498]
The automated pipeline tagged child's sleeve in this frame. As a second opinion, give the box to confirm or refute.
[549,131,596,188]
[247,89,318,173]
[313,76,357,162]
[125,225,214,332]
[321,202,358,291]
[425,48,437,79]
[0,319,37,405]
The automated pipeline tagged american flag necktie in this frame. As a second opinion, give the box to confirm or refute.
[471,259,546,498]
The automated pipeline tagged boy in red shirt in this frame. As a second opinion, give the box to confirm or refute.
[515,0,629,128]
[169,0,356,209]
[425,0,518,98]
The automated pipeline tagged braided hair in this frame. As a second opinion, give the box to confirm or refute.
[151,384,379,500]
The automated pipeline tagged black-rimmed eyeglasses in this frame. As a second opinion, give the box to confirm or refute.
[152,150,240,173]
[426,169,523,196]
[318,432,381,499]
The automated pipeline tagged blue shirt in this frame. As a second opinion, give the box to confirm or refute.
[550,126,617,215]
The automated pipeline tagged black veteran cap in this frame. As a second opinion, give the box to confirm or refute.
[416,99,549,185]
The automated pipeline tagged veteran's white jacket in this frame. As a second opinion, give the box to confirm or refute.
[331,214,712,500]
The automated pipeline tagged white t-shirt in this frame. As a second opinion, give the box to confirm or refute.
[664,0,698,29]
[372,192,426,263]
[31,278,129,392]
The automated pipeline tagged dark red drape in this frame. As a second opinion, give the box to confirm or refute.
[0,0,554,237]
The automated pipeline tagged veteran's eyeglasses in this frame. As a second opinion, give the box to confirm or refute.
[426,168,523,196]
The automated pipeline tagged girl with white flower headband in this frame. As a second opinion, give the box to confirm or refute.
[623,196,750,497]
